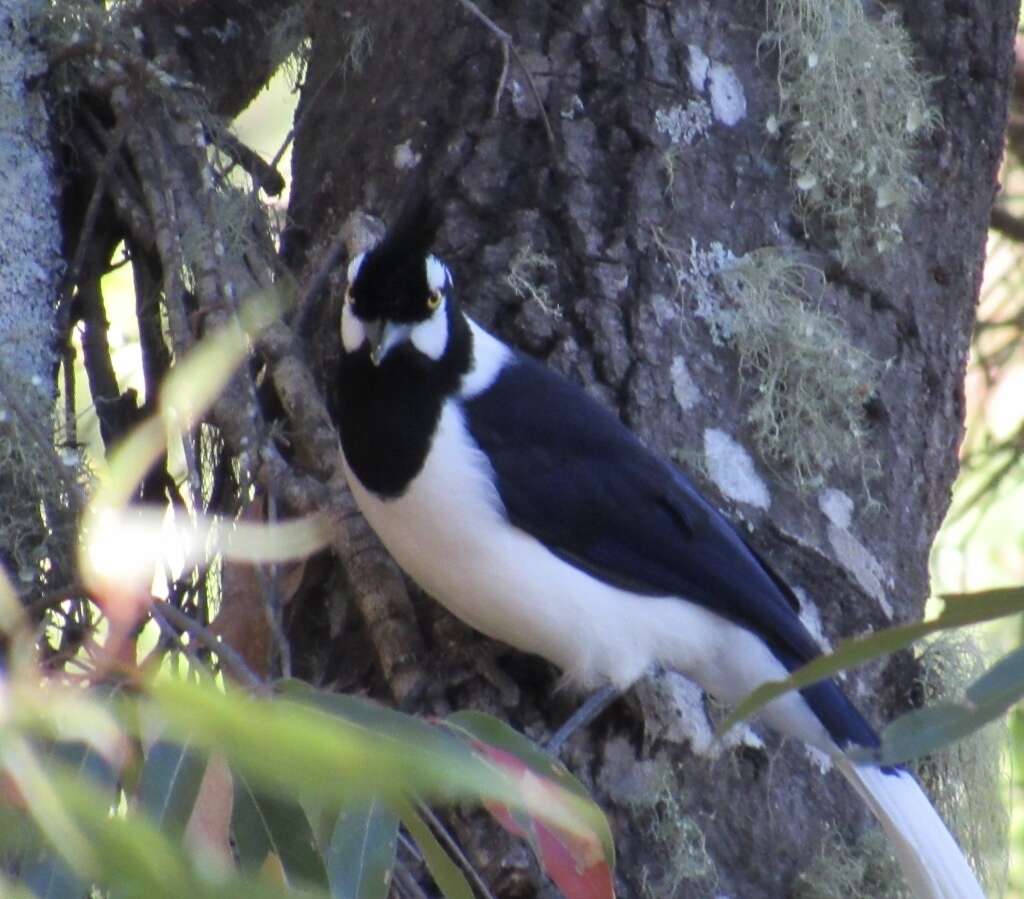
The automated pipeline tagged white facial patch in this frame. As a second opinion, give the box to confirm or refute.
[425,255,450,294]
[409,297,449,360]
[347,252,366,286]
[340,299,366,353]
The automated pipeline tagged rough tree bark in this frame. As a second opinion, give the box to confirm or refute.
[282,1,1016,896]
[31,0,1017,895]
[0,0,72,604]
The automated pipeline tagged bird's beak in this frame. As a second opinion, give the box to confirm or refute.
[367,320,410,366]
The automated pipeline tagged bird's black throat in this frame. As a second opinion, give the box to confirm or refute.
[336,310,471,498]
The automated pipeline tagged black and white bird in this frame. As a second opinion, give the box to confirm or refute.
[333,193,984,899]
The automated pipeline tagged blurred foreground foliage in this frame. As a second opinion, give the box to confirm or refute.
[0,299,614,899]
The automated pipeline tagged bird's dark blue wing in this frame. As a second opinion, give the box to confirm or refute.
[464,352,817,661]
[464,351,879,748]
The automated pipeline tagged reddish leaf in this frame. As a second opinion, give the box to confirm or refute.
[442,714,615,899]
[185,752,234,872]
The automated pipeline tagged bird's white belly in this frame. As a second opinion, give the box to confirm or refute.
[343,403,832,747]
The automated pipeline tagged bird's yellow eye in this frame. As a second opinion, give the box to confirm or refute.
[427,291,443,311]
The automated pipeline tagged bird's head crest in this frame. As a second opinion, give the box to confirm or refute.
[346,190,449,325]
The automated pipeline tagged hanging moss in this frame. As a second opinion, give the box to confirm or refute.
[793,827,909,899]
[627,767,719,898]
[718,248,882,491]
[762,0,939,264]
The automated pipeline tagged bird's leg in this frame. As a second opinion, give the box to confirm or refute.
[545,683,621,755]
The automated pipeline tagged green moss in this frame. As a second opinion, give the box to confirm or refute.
[912,634,1009,896]
[763,0,939,264]
[630,772,718,898]
[793,827,909,899]
[719,248,881,490]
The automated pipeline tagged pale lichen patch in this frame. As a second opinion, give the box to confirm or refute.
[818,488,892,617]
[638,672,764,758]
[687,44,710,92]
[707,63,747,126]
[670,356,699,411]
[793,585,832,653]
[392,140,421,170]
[704,429,771,510]
[655,100,713,145]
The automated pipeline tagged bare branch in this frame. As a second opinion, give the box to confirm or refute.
[454,0,555,146]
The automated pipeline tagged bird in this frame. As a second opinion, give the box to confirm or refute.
[331,190,985,899]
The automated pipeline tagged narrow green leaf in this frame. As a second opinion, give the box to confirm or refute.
[396,802,474,899]
[0,873,47,899]
[966,642,1024,707]
[34,766,191,896]
[721,588,1024,735]
[21,856,87,899]
[862,644,1024,765]
[232,771,329,890]
[138,740,206,837]
[325,798,398,899]
[17,738,119,899]
[147,678,606,840]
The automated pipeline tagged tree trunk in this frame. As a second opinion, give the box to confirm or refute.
[0,0,72,602]
[286,1,1016,896]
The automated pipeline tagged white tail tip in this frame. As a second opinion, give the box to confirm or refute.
[837,759,985,899]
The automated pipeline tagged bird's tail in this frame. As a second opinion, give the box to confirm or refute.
[836,757,985,899]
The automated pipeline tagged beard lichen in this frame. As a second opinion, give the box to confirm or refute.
[718,248,882,491]
[793,826,910,899]
[762,0,939,264]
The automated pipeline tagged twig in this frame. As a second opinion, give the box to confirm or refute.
[25,584,86,618]
[415,802,498,899]
[61,344,77,450]
[54,118,127,342]
[393,863,432,899]
[454,0,555,146]
[153,598,267,692]
[493,41,510,118]
[259,493,292,678]
[149,598,205,671]
[990,206,1024,243]
[212,128,285,196]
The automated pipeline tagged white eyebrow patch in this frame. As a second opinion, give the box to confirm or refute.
[426,255,450,294]
[347,252,366,285]
[410,297,449,360]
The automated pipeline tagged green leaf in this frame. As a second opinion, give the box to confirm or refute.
[232,771,329,890]
[396,801,474,899]
[863,643,1024,765]
[146,678,607,840]
[325,798,398,899]
[721,587,1024,736]
[31,765,192,896]
[16,738,119,899]
[138,740,206,838]
[0,873,49,899]
[21,856,87,899]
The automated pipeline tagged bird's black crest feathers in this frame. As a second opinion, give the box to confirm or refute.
[350,188,444,322]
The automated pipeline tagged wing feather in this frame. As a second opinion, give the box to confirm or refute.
[463,352,820,667]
